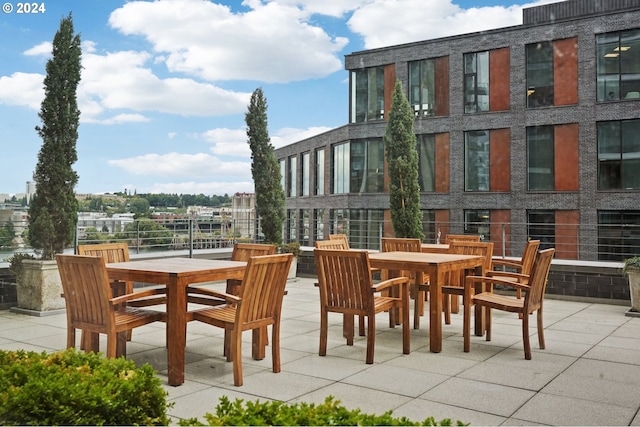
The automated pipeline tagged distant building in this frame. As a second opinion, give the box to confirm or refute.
[275,0,640,261]
[25,181,36,204]
[231,193,256,240]
[76,212,135,238]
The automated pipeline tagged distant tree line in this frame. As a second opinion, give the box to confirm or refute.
[78,193,233,215]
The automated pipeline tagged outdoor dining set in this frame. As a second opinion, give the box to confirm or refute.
[55,235,555,387]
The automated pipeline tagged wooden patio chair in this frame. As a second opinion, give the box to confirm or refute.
[76,242,166,348]
[463,248,555,359]
[189,253,293,386]
[328,233,350,249]
[445,234,481,244]
[381,237,427,328]
[224,243,276,296]
[415,241,494,328]
[56,254,166,358]
[314,248,410,364]
[491,239,541,299]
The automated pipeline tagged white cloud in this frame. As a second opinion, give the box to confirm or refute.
[108,0,348,83]
[86,113,151,125]
[23,42,51,56]
[348,0,564,49]
[200,128,249,157]
[271,126,332,148]
[0,72,43,109]
[79,49,252,120]
[108,152,251,178]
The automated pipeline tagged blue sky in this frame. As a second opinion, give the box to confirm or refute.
[0,0,561,197]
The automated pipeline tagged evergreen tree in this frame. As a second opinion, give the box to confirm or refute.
[245,88,285,244]
[28,13,81,259]
[384,80,424,239]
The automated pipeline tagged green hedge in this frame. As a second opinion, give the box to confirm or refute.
[0,349,170,426]
[179,396,467,426]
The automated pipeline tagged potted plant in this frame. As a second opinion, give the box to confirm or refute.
[15,14,81,314]
[279,242,301,280]
[623,256,640,317]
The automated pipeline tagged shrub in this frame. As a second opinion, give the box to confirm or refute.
[624,256,640,273]
[0,348,170,426]
[179,396,467,426]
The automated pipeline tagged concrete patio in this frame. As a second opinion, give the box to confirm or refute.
[2,276,640,425]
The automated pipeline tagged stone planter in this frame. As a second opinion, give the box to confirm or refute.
[626,270,640,318]
[287,258,298,281]
[14,259,65,315]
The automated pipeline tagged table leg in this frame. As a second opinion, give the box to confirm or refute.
[473,265,485,336]
[167,278,187,386]
[429,269,443,352]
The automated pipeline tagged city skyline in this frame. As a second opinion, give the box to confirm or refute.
[0,0,561,196]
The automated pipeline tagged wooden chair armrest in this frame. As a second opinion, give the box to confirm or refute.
[187,286,239,304]
[110,288,166,306]
[465,275,531,291]
[492,258,523,270]
[372,276,410,293]
[486,270,529,281]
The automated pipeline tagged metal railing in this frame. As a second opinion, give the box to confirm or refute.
[1,217,639,262]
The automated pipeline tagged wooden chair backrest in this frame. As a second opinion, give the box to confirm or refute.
[231,243,276,262]
[381,237,422,280]
[520,240,541,276]
[56,254,113,331]
[381,237,422,253]
[448,241,495,286]
[328,234,350,249]
[525,248,555,312]
[77,242,130,263]
[315,239,349,250]
[445,234,481,244]
[236,254,292,324]
[314,249,372,314]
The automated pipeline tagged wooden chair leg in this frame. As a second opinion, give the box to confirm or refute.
[271,322,281,374]
[344,314,355,345]
[537,309,545,350]
[365,313,375,364]
[463,288,472,352]
[522,311,531,360]
[443,294,451,324]
[231,328,243,386]
[319,310,328,356]
[358,315,365,336]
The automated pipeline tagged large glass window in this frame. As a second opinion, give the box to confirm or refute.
[351,67,385,123]
[598,210,640,261]
[417,134,435,191]
[330,208,383,250]
[527,126,554,190]
[288,156,297,197]
[314,209,325,241]
[597,29,640,101]
[300,209,310,246]
[464,51,489,113]
[527,210,555,250]
[465,130,490,191]
[301,152,310,196]
[332,142,349,194]
[409,59,435,117]
[279,159,285,192]
[287,209,297,242]
[421,210,436,243]
[315,148,324,195]
[526,42,554,107]
[464,210,491,241]
[351,139,384,193]
[598,120,640,190]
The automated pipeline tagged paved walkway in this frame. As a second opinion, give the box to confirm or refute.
[2,277,640,425]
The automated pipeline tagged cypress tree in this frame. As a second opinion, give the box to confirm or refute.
[245,88,285,244]
[384,80,424,239]
[28,13,81,260]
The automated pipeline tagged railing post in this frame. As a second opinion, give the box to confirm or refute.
[189,218,194,258]
[136,220,140,254]
[502,223,506,258]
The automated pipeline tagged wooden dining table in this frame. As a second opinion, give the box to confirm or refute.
[368,251,484,353]
[106,257,246,386]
